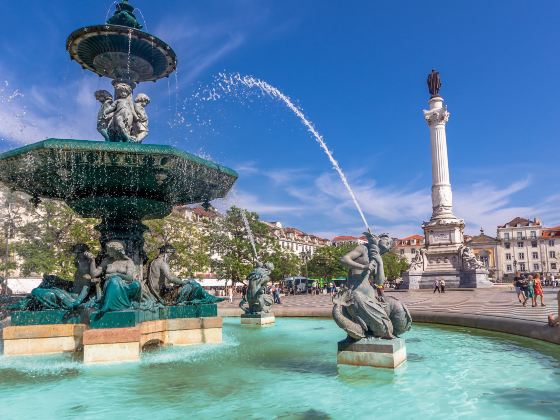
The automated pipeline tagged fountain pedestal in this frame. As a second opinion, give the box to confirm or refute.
[337,337,407,369]
[240,313,275,326]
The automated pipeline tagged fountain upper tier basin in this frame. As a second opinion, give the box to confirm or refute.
[66,25,177,83]
[0,139,237,220]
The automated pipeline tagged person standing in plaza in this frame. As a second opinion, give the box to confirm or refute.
[440,279,446,293]
[513,272,524,303]
[275,285,282,304]
[534,273,545,307]
[523,275,535,307]
[433,279,440,293]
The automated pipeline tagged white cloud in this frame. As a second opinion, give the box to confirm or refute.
[241,164,560,239]
[0,76,100,146]
[213,188,304,216]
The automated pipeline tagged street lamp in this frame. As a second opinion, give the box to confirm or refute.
[300,250,311,277]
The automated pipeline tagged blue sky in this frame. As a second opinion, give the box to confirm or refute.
[0,0,559,239]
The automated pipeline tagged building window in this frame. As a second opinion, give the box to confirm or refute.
[505,242,510,249]
[411,248,417,254]
[506,264,512,272]
[517,232,523,239]
[549,240,555,246]
[533,264,539,271]
[400,249,404,255]
[518,253,525,260]
[504,233,510,240]
[519,262,526,271]
[551,263,557,270]
[506,253,511,260]
[532,252,538,259]
[531,241,537,248]
[517,242,524,248]
[550,251,556,259]
[530,231,537,239]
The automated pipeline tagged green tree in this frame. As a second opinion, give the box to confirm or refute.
[307,243,354,280]
[144,213,210,278]
[207,206,276,285]
[0,186,35,276]
[382,251,410,281]
[14,199,99,278]
[267,248,301,281]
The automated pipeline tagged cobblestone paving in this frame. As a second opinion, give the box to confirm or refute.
[219,287,559,324]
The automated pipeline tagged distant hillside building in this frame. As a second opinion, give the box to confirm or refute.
[393,234,426,263]
[465,228,501,280]
[331,235,367,247]
[264,221,330,257]
[496,217,560,279]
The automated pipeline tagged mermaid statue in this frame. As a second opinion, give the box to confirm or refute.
[86,240,167,314]
[239,262,274,314]
[11,244,97,311]
[146,244,225,305]
[333,232,412,340]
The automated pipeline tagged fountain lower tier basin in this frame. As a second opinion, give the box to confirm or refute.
[0,318,558,418]
[1,305,221,363]
[0,139,238,219]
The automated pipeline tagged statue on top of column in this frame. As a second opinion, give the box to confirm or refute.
[427,69,442,98]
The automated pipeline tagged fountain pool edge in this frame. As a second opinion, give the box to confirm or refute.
[218,307,560,345]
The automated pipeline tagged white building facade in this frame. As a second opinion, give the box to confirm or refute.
[265,222,330,257]
[394,235,426,263]
[496,217,560,279]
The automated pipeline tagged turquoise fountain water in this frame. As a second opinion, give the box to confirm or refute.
[0,318,558,419]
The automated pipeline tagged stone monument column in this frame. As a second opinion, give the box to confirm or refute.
[423,96,454,220]
[401,70,492,289]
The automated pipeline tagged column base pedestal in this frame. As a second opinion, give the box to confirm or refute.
[337,337,407,369]
[401,269,493,289]
[240,313,275,326]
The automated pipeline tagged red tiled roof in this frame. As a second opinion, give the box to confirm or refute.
[192,206,220,219]
[542,226,560,238]
[332,235,359,241]
[399,234,424,241]
[499,217,540,228]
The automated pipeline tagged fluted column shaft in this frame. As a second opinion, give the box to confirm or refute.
[423,96,454,219]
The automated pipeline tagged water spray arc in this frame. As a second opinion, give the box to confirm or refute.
[213,73,371,233]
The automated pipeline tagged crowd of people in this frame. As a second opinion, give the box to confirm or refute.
[513,272,548,307]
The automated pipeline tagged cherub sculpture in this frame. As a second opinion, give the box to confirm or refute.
[95,84,150,143]
[95,90,114,141]
[131,93,150,142]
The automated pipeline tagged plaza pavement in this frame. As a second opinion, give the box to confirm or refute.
[218,286,560,345]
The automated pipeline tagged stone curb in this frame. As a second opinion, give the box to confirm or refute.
[218,307,560,345]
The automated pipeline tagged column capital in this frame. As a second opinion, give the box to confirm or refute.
[423,106,449,126]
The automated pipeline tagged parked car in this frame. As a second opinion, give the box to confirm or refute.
[282,277,313,294]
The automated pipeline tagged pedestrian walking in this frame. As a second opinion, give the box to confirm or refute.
[440,279,446,293]
[524,275,536,307]
[519,275,529,305]
[513,272,525,303]
[433,279,440,293]
[534,273,545,307]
